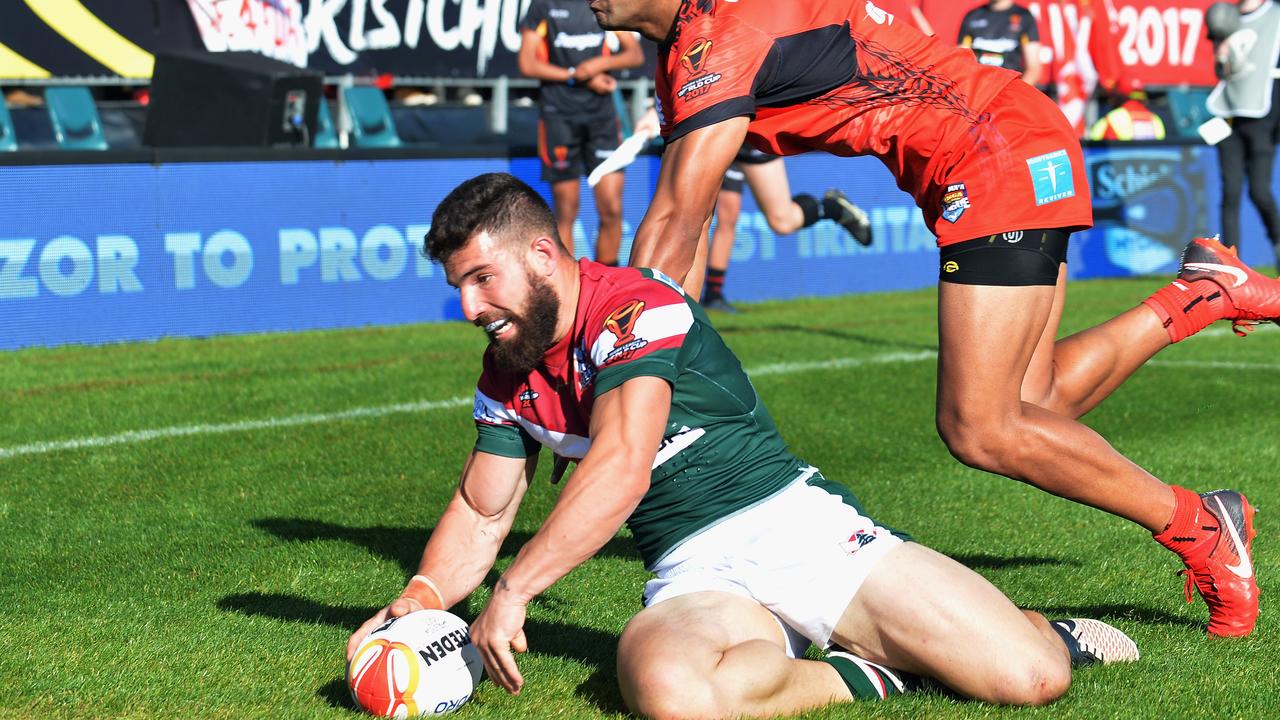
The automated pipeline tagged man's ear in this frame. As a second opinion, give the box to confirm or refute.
[528,235,560,276]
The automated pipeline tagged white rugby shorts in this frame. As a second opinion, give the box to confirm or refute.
[642,469,904,657]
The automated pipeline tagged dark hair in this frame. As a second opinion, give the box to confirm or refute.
[423,173,563,264]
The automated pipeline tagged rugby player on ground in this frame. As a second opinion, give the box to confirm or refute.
[588,0,1271,638]
[347,173,1139,717]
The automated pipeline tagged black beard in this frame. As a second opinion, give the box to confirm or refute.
[488,273,561,375]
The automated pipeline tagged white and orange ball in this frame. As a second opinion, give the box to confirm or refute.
[347,610,483,717]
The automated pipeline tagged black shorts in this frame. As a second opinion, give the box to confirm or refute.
[720,145,780,193]
[538,110,621,183]
[735,144,778,165]
[938,229,1070,286]
[721,163,745,194]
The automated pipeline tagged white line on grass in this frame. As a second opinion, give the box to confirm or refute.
[0,397,472,460]
[3,344,1278,460]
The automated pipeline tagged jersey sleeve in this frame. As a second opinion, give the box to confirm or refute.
[657,14,773,142]
[472,364,540,458]
[1021,9,1040,43]
[587,271,695,396]
[957,10,977,45]
[520,0,548,33]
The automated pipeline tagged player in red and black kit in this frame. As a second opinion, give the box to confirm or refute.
[518,0,643,265]
[590,0,1280,641]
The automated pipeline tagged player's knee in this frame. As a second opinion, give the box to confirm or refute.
[597,199,623,225]
[764,209,799,235]
[618,626,717,719]
[986,656,1071,706]
[935,412,1014,471]
[619,658,717,720]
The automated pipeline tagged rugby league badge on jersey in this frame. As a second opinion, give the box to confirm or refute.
[941,182,970,223]
[1027,148,1076,206]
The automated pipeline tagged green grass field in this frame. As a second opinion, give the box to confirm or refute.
[2,277,1278,719]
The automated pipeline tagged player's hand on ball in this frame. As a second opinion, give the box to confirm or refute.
[347,596,425,661]
[470,596,529,694]
[348,576,448,661]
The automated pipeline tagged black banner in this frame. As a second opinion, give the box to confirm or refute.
[0,0,649,80]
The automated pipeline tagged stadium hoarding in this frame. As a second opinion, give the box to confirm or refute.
[0,0,651,81]
[0,144,1262,351]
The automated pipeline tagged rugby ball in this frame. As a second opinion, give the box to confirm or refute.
[347,610,484,717]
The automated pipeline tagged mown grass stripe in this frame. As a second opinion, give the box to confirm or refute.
[3,348,1278,461]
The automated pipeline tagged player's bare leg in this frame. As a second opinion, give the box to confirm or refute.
[593,171,624,265]
[679,216,713,300]
[618,591,871,719]
[833,542,1075,706]
[703,188,741,311]
[936,280,1174,530]
[1020,265,1172,419]
[937,271,1260,636]
[551,178,581,256]
[742,159,804,234]
[709,189,741,271]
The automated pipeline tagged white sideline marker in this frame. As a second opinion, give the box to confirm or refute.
[3,347,1279,460]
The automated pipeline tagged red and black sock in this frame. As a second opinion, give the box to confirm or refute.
[1142,279,1235,343]
[704,267,727,300]
[1153,485,1215,561]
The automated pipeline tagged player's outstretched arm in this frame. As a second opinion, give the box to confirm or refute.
[345,450,534,660]
[629,116,748,284]
[470,375,672,694]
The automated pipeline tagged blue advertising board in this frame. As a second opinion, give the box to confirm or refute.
[0,145,1271,350]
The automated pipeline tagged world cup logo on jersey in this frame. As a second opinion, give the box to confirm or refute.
[678,37,721,99]
[680,38,713,74]
[604,300,645,347]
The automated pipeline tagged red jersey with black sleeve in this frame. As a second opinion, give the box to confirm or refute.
[654,0,1094,244]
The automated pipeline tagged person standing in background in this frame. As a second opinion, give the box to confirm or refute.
[958,0,1043,86]
[1206,0,1280,264]
[518,0,644,265]
[1088,79,1167,141]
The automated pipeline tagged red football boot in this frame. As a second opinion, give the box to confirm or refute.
[1179,236,1280,336]
[1173,490,1260,637]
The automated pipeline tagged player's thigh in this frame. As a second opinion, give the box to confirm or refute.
[1021,263,1069,404]
[832,542,1066,695]
[618,591,787,702]
[741,158,792,215]
[936,233,1065,415]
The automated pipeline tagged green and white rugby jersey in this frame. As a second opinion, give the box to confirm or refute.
[473,260,804,567]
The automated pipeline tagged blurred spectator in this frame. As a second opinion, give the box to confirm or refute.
[3,87,42,107]
[518,0,643,265]
[1206,0,1280,261]
[1087,79,1166,141]
[394,87,438,106]
[957,0,1043,86]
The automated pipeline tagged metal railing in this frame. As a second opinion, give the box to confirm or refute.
[5,74,654,143]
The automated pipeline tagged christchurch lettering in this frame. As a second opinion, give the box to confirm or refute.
[305,0,528,74]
